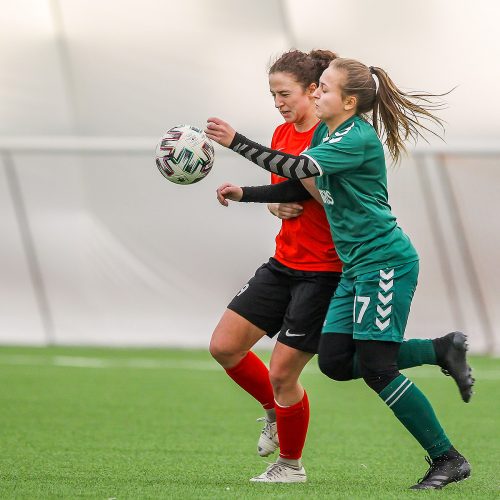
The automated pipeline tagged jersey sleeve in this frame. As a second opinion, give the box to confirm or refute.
[302,123,365,175]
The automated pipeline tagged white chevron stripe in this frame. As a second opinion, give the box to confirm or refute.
[378,292,393,305]
[334,122,355,136]
[379,279,393,292]
[377,304,392,318]
[380,269,394,280]
[375,317,390,330]
[388,380,414,408]
[256,152,271,163]
[384,377,411,404]
[244,147,258,159]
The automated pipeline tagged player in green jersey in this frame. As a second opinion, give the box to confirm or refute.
[206,57,471,490]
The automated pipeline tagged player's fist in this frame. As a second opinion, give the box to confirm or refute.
[268,203,303,219]
[216,182,243,206]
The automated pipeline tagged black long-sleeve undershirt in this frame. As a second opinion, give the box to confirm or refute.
[229,132,321,179]
[241,179,313,203]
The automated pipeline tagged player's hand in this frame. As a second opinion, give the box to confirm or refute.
[205,117,236,147]
[268,203,303,219]
[216,182,243,206]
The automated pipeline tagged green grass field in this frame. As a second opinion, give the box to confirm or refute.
[0,346,498,499]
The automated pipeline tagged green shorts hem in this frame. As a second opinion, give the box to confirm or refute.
[352,333,404,343]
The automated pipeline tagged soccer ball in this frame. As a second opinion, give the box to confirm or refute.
[155,125,215,185]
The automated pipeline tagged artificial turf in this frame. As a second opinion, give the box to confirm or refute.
[0,346,498,499]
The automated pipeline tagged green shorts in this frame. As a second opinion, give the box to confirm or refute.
[322,261,419,342]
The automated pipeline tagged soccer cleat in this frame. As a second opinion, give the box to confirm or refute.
[410,450,471,489]
[250,461,306,483]
[436,332,475,403]
[256,417,279,457]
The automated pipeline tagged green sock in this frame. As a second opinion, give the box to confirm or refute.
[379,374,451,459]
[352,339,436,378]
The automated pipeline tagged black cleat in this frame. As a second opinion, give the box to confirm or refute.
[434,331,475,403]
[410,450,471,490]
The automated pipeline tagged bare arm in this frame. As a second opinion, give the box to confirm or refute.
[300,178,323,205]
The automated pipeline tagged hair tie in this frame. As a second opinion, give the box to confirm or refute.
[369,66,379,94]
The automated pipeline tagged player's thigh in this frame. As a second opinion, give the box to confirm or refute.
[277,271,341,354]
[210,308,267,356]
[322,275,356,335]
[226,259,291,337]
[353,261,419,342]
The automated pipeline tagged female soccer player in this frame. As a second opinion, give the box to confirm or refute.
[206,58,472,489]
[209,49,342,484]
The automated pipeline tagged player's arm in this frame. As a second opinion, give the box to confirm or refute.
[229,132,320,178]
[300,178,323,205]
[216,179,312,206]
[206,118,321,179]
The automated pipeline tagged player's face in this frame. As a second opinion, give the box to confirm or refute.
[269,72,315,125]
[313,67,349,122]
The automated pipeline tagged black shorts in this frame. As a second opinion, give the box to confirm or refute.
[227,258,341,354]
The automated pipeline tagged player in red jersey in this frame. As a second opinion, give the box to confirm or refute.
[209,49,340,483]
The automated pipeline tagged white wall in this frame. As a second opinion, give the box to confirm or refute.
[1,0,499,352]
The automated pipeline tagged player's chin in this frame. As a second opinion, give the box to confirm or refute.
[281,112,294,122]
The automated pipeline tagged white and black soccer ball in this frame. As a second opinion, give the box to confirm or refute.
[155,125,215,185]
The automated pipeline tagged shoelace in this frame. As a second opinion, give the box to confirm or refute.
[416,456,434,483]
[256,417,276,439]
[262,462,291,479]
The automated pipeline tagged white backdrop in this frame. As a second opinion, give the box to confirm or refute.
[1,0,499,353]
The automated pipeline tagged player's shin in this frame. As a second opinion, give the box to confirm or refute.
[378,374,451,458]
[225,351,275,411]
[275,390,310,466]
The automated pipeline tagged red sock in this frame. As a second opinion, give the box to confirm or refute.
[276,391,310,460]
[225,352,274,410]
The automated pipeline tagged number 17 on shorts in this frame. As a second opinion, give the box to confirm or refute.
[324,261,419,343]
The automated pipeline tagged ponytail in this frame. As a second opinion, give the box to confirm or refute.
[332,58,448,163]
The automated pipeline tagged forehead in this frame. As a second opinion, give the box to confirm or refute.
[269,71,302,90]
[320,66,344,87]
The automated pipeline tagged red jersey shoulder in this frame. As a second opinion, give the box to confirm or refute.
[271,122,319,184]
[271,122,319,152]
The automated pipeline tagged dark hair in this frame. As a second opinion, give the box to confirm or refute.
[331,58,448,163]
[269,49,338,89]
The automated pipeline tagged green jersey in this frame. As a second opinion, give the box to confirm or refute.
[302,116,418,278]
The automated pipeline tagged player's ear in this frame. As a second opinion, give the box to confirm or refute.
[306,82,317,96]
[344,95,356,111]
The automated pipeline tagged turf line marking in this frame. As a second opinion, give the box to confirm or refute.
[0,354,499,379]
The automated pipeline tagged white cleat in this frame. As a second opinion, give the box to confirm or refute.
[257,417,279,457]
[250,461,307,483]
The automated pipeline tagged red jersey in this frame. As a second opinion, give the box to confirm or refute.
[270,122,342,272]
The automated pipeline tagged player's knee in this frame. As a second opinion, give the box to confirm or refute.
[317,354,353,381]
[269,366,295,393]
[209,334,241,366]
[356,340,400,393]
[317,334,355,381]
[208,336,225,363]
